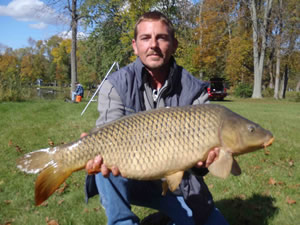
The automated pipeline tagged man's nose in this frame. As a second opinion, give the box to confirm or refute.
[150,37,158,48]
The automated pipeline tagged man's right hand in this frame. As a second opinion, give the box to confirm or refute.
[81,133,121,177]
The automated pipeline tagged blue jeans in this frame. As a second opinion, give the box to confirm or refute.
[95,173,228,225]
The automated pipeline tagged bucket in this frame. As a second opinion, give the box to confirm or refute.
[75,95,82,102]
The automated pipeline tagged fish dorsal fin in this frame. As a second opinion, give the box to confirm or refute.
[208,149,233,179]
[231,158,241,176]
[162,171,184,195]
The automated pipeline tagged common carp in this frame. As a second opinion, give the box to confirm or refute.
[17,104,274,205]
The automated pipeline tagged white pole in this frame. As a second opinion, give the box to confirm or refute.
[81,61,118,116]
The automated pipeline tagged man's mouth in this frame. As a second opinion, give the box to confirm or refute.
[147,52,162,57]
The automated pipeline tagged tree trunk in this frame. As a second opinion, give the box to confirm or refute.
[273,0,283,99]
[70,0,78,98]
[279,64,288,99]
[296,79,300,92]
[273,47,280,99]
[249,0,273,98]
[198,0,204,79]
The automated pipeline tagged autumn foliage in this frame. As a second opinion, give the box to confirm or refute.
[0,0,299,101]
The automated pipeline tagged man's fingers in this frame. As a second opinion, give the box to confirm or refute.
[206,151,216,166]
[205,148,220,168]
[86,155,103,175]
[111,166,120,176]
[195,161,204,168]
[85,154,120,177]
[101,164,110,177]
[80,132,88,138]
[195,147,220,168]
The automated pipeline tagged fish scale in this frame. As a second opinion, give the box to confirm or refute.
[16,104,274,205]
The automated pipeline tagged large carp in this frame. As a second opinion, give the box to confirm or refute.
[17,104,274,205]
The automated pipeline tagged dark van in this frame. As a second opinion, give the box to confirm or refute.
[207,78,227,101]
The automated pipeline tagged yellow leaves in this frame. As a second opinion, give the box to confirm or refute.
[0,54,18,75]
[51,39,72,65]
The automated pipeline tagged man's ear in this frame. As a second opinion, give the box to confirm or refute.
[132,39,138,55]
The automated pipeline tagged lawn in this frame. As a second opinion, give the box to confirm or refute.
[0,97,299,225]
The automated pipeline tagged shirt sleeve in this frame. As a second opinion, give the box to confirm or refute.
[95,79,125,128]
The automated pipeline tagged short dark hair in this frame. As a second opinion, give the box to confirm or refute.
[134,11,175,40]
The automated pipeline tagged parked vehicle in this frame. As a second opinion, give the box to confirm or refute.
[207,78,227,101]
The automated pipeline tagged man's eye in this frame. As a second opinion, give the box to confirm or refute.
[158,35,169,40]
[140,37,150,41]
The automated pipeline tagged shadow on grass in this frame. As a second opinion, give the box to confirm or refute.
[216,194,279,225]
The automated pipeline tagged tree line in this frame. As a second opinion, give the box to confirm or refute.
[0,0,299,101]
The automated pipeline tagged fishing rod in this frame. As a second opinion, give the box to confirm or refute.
[81,61,119,116]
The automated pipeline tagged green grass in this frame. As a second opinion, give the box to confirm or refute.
[0,98,299,225]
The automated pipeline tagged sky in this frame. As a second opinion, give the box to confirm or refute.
[0,0,76,50]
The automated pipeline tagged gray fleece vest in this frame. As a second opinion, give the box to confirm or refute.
[107,57,209,113]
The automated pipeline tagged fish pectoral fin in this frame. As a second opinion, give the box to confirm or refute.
[162,171,184,196]
[208,149,233,179]
[231,158,241,176]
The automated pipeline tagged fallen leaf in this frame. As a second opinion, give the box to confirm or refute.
[8,140,13,147]
[277,181,285,186]
[288,184,300,189]
[4,219,15,225]
[46,217,59,225]
[48,139,55,146]
[286,196,296,205]
[56,182,68,194]
[268,178,276,185]
[208,184,214,189]
[264,150,270,155]
[288,160,294,167]
[237,194,246,200]
[40,201,48,207]
[58,199,64,205]
[4,200,12,205]
[15,145,23,153]
[93,207,101,212]
[84,208,89,213]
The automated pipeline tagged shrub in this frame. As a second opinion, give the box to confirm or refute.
[262,88,274,97]
[234,83,253,98]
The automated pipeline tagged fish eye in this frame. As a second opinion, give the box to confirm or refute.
[248,125,256,133]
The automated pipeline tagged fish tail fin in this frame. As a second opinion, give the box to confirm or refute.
[17,148,55,174]
[16,147,74,205]
[35,164,72,206]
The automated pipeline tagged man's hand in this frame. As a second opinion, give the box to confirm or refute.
[81,133,121,177]
[195,147,220,168]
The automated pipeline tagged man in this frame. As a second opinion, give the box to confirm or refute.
[83,11,228,225]
[74,82,84,102]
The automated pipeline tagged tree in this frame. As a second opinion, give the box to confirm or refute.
[51,39,72,86]
[272,0,299,98]
[193,0,234,79]
[45,0,87,97]
[247,0,273,98]
[225,2,253,86]
[0,51,23,101]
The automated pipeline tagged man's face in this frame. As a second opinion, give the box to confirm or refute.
[132,20,178,70]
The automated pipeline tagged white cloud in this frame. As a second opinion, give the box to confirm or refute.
[58,31,88,40]
[0,0,68,28]
[29,22,48,29]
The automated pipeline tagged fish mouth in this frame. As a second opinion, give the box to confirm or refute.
[263,137,274,149]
